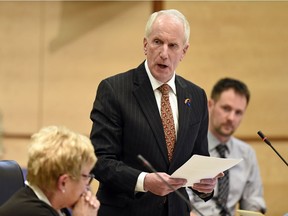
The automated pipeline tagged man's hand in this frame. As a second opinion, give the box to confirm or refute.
[144,172,187,196]
[191,172,224,193]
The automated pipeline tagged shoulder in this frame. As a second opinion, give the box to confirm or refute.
[175,75,207,105]
[231,137,258,159]
[104,62,145,82]
[97,63,148,93]
[176,75,204,91]
[0,187,58,216]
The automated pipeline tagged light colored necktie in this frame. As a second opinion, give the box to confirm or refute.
[158,84,176,161]
[216,144,230,216]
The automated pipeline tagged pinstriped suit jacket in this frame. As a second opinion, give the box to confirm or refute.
[90,61,211,216]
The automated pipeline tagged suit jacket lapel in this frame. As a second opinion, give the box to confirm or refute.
[132,63,169,164]
[172,77,193,167]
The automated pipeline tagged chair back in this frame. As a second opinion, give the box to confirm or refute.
[0,160,24,206]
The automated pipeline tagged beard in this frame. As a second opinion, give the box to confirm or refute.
[215,123,235,137]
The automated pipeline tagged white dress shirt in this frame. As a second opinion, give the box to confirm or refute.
[189,132,266,216]
[135,60,179,192]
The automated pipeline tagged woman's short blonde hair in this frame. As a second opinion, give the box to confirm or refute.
[26,125,97,190]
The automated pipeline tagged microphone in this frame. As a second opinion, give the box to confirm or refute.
[257,131,288,166]
[137,154,205,216]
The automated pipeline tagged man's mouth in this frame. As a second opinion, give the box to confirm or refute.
[222,123,234,130]
[158,64,168,69]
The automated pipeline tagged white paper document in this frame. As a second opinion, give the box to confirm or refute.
[171,154,242,186]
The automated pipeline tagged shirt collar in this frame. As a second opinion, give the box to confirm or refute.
[25,181,65,216]
[144,60,176,95]
[208,131,231,153]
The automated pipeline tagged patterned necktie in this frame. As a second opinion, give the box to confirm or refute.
[216,144,230,216]
[158,84,176,161]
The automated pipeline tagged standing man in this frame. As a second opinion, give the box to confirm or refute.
[90,9,221,216]
[189,78,266,216]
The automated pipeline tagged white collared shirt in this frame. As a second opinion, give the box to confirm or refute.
[188,132,266,215]
[144,60,179,136]
[135,60,179,192]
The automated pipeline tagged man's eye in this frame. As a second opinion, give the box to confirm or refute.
[154,40,160,44]
[169,44,176,48]
[236,111,243,116]
[222,106,231,112]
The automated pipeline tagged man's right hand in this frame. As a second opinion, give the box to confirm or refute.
[144,172,187,196]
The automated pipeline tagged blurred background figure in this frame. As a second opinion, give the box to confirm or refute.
[189,78,266,216]
[0,125,100,216]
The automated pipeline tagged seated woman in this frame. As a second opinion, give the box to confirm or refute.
[0,125,100,216]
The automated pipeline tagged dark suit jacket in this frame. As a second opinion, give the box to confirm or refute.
[0,186,70,216]
[90,62,211,216]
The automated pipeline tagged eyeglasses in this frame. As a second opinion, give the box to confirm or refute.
[81,173,95,185]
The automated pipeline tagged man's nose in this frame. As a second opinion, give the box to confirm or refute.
[159,45,168,59]
[227,111,236,120]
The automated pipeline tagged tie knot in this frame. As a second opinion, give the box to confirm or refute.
[158,84,170,95]
[216,144,228,158]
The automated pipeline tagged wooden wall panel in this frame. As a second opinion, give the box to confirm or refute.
[166,1,288,137]
[41,1,150,134]
[252,142,288,216]
[0,2,43,133]
[1,2,287,215]
[1,2,288,136]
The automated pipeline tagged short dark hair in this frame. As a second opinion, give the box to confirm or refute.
[211,78,250,104]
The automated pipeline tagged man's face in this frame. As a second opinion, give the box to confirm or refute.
[143,15,189,83]
[208,89,248,141]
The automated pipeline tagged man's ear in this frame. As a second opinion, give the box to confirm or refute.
[143,38,148,55]
[180,44,189,61]
[208,99,214,111]
[183,44,189,54]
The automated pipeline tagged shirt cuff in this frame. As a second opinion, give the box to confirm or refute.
[135,172,148,192]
